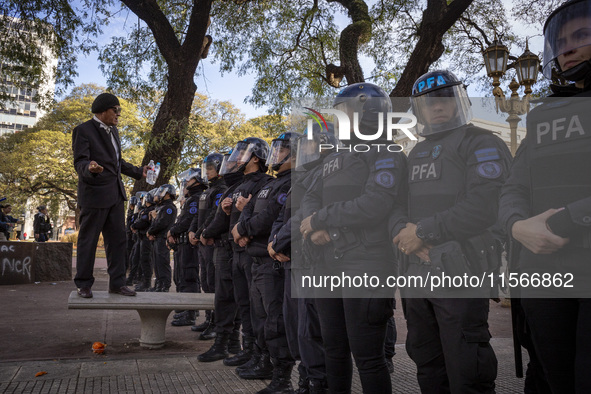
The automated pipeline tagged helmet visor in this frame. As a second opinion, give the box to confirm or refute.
[543,1,591,78]
[266,139,292,167]
[202,160,219,182]
[410,85,472,136]
[295,136,321,171]
[220,141,253,175]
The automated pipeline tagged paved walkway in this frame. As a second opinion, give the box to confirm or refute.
[0,337,526,393]
[0,261,527,393]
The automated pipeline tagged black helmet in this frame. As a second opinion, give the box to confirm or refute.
[155,184,177,202]
[129,196,139,206]
[543,0,591,82]
[142,189,157,205]
[410,70,473,136]
[267,132,302,172]
[332,82,392,140]
[202,152,224,183]
[221,137,270,174]
[179,168,204,189]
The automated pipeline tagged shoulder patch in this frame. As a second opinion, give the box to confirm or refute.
[277,192,288,205]
[475,148,500,162]
[189,206,197,214]
[431,145,442,160]
[414,151,430,158]
[375,170,395,188]
[166,208,173,215]
[215,193,223,206]
[476,162,502,179]
[375,158,395,170]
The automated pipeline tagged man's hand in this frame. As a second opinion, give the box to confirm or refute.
[147,234,155,241]
[167,232,176,245]
[415,245,432,262]
[131,227,137,234]
[149,210,157,219]
[221,197,233,215]
[88,161,104,174]
[310,230,331,245]
[512,208,570,254]
[236,194,252,212]
[275,252,290,263]
[231,224,242,244]
[268,242,277,259]
[142,165,148,178]
[393,222,424,255]
[189,231,198,245]
[300,214,315,239]
[237,236,250,248]
[200,234,214,246]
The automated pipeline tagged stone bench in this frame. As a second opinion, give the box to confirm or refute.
[67,291,215,349]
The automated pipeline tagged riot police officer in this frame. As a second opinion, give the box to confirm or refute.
[197,153,245,362]
[189,153,228,339]
[125,196,139,284]
[147,184,178,292]
[221,138,274,379]
[299,83,407,393]
[132,190,157,291]
[33,206,52,242]
[499,1,591,391]
[170,169,206,326]
[126,195,144,284]
[231,132,299,392]
[269,128,340,393]
[392,70,511,393]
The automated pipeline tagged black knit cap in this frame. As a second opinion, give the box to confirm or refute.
[91,93,120,114]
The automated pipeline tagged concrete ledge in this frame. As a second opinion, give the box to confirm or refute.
[68,291,215,349]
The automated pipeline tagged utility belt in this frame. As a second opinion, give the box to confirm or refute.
[213,238,232,250]
[406,232,502,278]
[178,232,190,244]
[252,256,283,271]
[328,224,390,259]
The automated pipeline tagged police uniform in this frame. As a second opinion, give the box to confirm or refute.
[399,124,510,393]
[126,208,142,284]
[170,188,203,294]
[271,169,327,392]
[197,174,244,363]
[131,204,155,290]
[500,88,591,392]
[147,199,177,291]
[389,70,512,393]
[235,169,293,380]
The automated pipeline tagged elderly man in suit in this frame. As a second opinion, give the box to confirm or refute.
[73,93,147,298]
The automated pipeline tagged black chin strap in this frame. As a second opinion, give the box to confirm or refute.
[557,60,591,85]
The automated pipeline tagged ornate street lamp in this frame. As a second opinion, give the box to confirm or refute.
[483,39,540,155]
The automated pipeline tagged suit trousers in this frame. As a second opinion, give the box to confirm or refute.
[74,199,127,289]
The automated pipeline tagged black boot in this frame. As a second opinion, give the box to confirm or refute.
[225,336,255,367]
[199,311,216,340]
[171,310,196,326]
[308,379,327,394]
[197,332,230,362]
[191,310,211,332]
[135,280,152,292]
[228,329,241,354]
[296,377,309,394]
[238,350,274,380]
[256,360,294,393]
[148,280,160,292]
[173,310,187,319]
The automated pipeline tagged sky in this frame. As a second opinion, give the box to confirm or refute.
[68,1,545,122]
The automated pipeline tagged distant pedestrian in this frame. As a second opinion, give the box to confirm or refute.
[33,206,52,242]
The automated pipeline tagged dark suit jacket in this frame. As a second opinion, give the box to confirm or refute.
[73,119,143,209]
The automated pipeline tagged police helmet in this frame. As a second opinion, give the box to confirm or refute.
[267,132,302,172]
[142,189,157,206]
[410,70,473,136]
[129,196,139,206]
[155,184,177,202]
[220,137,270,174]
[202,152,224,183]
[332,82,392,139]
[295,122,339,171]
[135,191,146,200]
[543,0,591,82]
[178,168,204,190]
